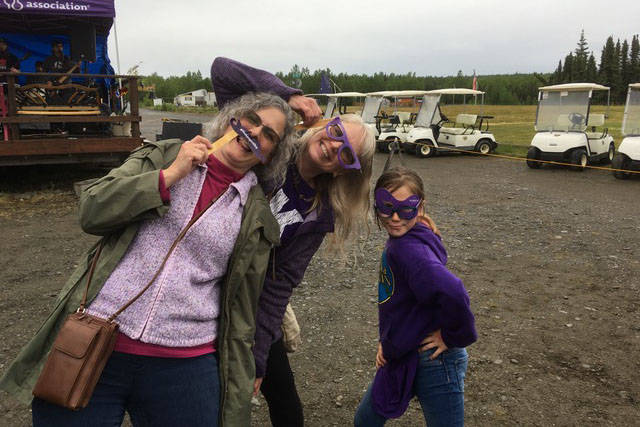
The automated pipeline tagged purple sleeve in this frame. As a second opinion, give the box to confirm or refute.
[252,231,326,378]
[211,57,302,108]
[407,261,477,349]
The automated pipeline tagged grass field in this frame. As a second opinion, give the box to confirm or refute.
[342,104,625,157]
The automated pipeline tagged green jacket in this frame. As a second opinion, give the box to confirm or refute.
[0,139,280,426]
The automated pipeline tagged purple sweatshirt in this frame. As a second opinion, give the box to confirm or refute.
[372,223,477,418]
[211,57,333,378]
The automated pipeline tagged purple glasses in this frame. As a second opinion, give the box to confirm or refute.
[230,117,266,164]
[326,116,361,170]
[374,188,421,220]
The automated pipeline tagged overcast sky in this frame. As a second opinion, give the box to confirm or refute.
[108,0,640,78]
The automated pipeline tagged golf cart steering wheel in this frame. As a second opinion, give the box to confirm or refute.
[568,112,586,127]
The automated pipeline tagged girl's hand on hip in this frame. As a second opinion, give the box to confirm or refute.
[288,94,322,127]
[419,329,448,360]
[375,342,387,369]
[163,136,212,187]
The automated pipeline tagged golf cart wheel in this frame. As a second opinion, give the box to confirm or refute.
[476,139,493,155]
[571,149,588,171]
[415,140,436,158]
[612,153,631,179]
[605,143,615,164]
[526,147,542,169]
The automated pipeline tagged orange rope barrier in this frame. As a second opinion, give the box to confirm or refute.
[410,142,640,175]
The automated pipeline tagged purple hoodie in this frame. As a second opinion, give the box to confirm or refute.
[372,223,477,418]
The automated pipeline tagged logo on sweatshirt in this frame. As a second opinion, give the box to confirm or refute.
[378,250,394,304]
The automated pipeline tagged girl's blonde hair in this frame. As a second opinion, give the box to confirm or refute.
[296,114,376,245]
[373,166,440,237]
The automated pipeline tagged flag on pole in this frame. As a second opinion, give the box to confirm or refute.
[472,70,477,91]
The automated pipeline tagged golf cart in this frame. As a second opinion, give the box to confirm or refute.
[526,83,615,171]
[370,90,426,153]
[612,83,640,179]
[404,88,497,158]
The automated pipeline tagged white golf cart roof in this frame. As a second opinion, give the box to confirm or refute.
[425,88,485,96]
[305,92,366,98]
[629,83,640,90]
[367,90,429,97]
[538,83,610,92]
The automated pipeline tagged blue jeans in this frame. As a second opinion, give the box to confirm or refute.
[32,352,220,427]
[355,347,468,427]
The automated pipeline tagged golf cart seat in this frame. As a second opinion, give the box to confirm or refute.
[586,113,607,139]
[440,114,477,135]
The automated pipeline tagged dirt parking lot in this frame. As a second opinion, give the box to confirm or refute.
[0,120,638,426]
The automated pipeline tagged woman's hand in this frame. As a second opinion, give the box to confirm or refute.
[253,377,263,396]
[419,329,448,360]
[375,342,387,369]
[288,94,322,127]
[163,136,212,187]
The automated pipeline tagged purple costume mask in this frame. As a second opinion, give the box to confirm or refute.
[374,188,421,220]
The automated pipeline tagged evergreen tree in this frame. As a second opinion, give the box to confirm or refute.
[621,40,630,91]
[562,53,574,82]
[573,30,589,81]
[630,35,640,84]
[586,53,598,82]
[553,60,563,84]
[599,36,617,89]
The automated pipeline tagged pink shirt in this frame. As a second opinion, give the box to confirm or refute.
[113,154,244,358]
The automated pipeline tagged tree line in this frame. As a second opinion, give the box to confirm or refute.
[140,31,639,106]
[550,30,640,103]
[275,66,546,105]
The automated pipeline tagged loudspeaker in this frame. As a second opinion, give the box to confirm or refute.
[70,23,96,62]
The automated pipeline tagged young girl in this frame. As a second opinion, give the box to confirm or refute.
[354,167,477,427]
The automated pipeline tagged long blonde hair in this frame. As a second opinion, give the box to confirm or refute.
[296,114,376,245]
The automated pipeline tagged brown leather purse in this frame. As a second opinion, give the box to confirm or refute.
[32,242,118,410]
[33,195,219,410]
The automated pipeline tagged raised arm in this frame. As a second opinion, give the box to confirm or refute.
[78,143,176,236]
[211,57,302,108]
[211,57,321,125]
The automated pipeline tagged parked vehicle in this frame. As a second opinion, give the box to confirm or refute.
[612,83,640,179]
[404,88,497,158]
[370,90,426,153]
[526,83,615,171]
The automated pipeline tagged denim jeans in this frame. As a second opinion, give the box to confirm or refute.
[354,347,468,427]
[32,351,220,427]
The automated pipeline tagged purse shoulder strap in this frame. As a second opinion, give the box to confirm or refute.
[78,193,221,322]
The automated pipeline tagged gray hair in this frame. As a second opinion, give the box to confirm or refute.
[203,92,297,186]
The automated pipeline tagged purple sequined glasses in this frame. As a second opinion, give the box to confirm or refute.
[374,188,421,220]
[326,116,361,170]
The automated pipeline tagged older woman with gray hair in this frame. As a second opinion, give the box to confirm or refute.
[0,78,301,426]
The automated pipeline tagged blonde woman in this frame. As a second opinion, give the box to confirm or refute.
[211,57,375,425]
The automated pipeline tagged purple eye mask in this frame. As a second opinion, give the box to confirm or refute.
[230,118,266,164]
[374,188,421,220]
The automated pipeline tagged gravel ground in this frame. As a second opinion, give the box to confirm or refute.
[0,112,638,426]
